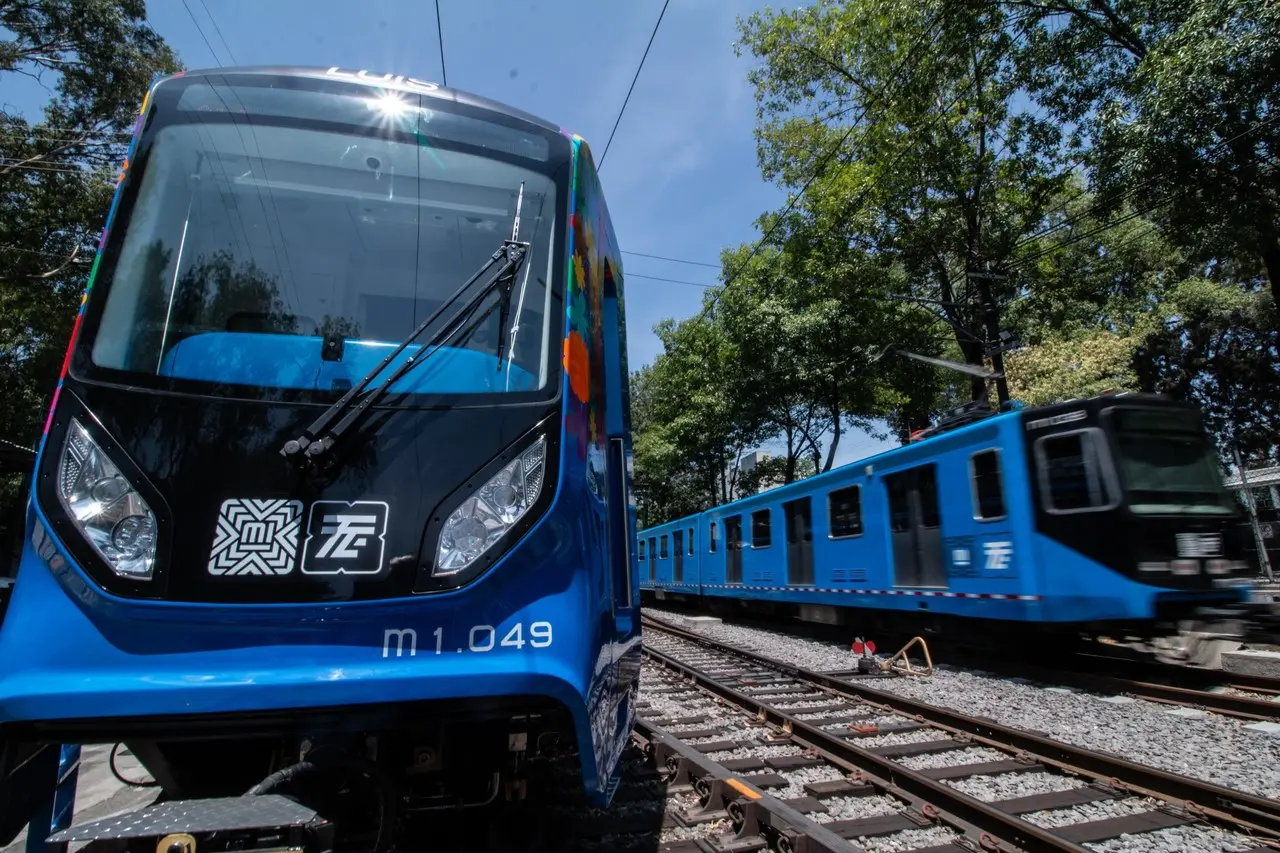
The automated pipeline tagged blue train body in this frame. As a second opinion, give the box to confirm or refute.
[640,395,1255,636]
[0,65,640,842]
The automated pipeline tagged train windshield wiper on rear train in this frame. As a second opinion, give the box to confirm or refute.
[279,183,532,463]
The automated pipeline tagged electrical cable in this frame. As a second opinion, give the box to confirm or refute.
[598,0,671,171]
[434,0,448,86]
[108,743,160,788]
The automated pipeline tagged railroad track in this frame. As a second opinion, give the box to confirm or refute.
[641,613,1280,853]
[921,653,1280,723]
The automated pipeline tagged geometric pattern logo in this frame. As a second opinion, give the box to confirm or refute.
[207,498,304,577]
[300,500,390,576]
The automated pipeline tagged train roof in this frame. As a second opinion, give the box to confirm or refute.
[164,65,567,138]
[640,392,1198,529]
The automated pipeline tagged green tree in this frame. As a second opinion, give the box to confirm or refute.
[0,0,180,569]
[1011,0,1280,296]
[736,0,1071,399]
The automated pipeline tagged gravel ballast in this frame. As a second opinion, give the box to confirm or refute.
[646,608,1280,799]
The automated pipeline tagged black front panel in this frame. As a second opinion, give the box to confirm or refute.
[36,382,560,603]
[1021,396,1253,587]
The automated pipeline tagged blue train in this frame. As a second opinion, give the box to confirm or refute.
[640,394,1257,639]
[0,66,640,848]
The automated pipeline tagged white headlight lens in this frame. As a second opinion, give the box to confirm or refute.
[57,418,157,580]
[435,436,546,575]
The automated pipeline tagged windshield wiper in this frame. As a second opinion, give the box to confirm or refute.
[280,183,531,463]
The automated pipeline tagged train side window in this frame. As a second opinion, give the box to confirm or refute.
[709,521,719,553]
[660,535,669,559]
[649,537,657,561]
[638,540,646,561]
[970,450,1007,520]
[751,509,771,548]
[828,485,863,538]
[1036,429,1117,512]
[917,464,941,528]
[886,476,910,533]
[687,527,694,555]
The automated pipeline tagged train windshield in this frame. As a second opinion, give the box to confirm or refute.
[1109,408,1235,515]
[82,74,565,404]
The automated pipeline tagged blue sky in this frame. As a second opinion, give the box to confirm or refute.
[15,0,899,466]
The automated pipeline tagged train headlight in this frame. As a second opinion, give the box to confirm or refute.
[434,435,546,575]
[56,418,157,580]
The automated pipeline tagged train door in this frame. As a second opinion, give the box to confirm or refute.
[885,463,947,588]
[725,515,744,584]
[648,536,657,583]
[784,497,815,585]
[672,530,684,584]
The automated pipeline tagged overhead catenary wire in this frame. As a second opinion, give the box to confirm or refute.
[598,0,671,171]
[179,0,224,66]
[688,2,965,326]
[196,0,238,65]
[434,0,448,86]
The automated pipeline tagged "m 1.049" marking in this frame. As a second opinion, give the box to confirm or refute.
[382,622,553,658]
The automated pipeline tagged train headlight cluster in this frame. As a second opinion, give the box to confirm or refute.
[434,435,547,575]
[56,418,157,580]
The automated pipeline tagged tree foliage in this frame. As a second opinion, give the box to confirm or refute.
[633,0,1278,523]
[0,0,179,566]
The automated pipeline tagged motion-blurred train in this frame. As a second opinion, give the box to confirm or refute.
[640,394,1257,639]
[0,65,640,850]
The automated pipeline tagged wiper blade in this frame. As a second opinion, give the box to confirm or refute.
[280,184,531,463]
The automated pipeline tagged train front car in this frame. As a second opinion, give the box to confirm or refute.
[1022,394,1254,631]
[0,66,640,836]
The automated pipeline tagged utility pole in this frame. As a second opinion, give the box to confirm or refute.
[968,269,1011,408]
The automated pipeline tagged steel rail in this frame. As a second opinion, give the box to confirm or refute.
[643,615,1280,842]
[633,718,856,853]
[644,644,1095,853]
[940,657,1280,722]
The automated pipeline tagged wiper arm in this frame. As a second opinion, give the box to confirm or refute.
[493,182,526,370]
[280,184,531,463]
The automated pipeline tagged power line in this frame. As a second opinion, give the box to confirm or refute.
[180,0,222,65]
[622,250,720,268]
[689,4,961,326]
[598,0,671,171]
[196,0,238,65]
[434,0,448,86]
[626,272,717,288]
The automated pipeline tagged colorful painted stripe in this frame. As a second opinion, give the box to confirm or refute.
[639,583,1040,602]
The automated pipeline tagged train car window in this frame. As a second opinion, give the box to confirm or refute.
[886,477,911,533]
[1036,429,1117,512]
[687,528,694,555]
[828,485,864,538]
[660,536,669,559]
[709,521,719,553]
[918,465,941,527]
[970,450,1007,520]
[751,509,772,548]
[725,516,744,583]
[638,540,646,561]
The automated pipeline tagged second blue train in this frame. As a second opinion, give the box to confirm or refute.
[639,393,1257,639]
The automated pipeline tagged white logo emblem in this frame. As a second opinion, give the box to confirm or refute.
[301,500,390,575]
[208,498,303,576]
[984,541,1014,571]
[1176,532,1221,558]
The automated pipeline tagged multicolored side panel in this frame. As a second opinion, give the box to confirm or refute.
[37,73,181,451]
[562,135,639,799]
